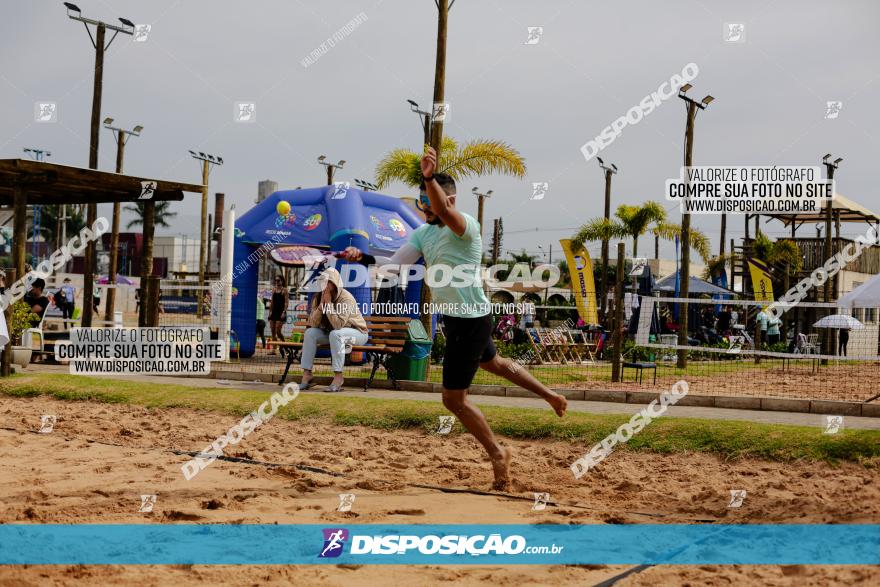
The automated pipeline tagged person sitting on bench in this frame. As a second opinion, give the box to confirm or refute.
[299,267,368,393]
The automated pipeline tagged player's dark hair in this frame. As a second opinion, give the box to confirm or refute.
[420,172,456,196]
[31,278,45,290]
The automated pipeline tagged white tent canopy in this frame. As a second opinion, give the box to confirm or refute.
[838,273,880,308]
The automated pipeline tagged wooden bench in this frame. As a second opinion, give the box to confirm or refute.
[269,315,410,391]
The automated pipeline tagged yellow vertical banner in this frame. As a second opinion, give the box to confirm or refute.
[559,239,599,324]
[747,258,774,304]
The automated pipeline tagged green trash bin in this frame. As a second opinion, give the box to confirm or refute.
[388,319,433,382]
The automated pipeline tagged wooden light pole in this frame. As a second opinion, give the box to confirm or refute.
[63,3,135,327]
[103,119,142,322]
[597,157,617,320]
[188,151,223,318]
[471,187,493,239]
[676,85,714,369]
[821,154,842,361]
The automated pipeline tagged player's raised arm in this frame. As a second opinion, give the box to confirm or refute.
[340,244,422,267]
[421,147,466,236]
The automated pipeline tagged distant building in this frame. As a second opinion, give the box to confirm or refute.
[257,180,278,203]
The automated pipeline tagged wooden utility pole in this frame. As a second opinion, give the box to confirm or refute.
[138,201,156,327]
[2,269,16,377]
[677,100,697,369]
[821,157,841,361]
[420,0,450,337]
[105,130,125,322]
[719,211,727,257]
[82,22,106,329]
[611,242,625,382]
[13,185,26,278]
[600,166,613,319]
[491,219,500,266]
[197,159,210,317]
[429,0,448,153]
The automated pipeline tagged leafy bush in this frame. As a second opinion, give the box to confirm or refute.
[431,332,446,364]
[10,300,39,345]
[495,341,533,360]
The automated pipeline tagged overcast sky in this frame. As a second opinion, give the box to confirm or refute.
[3,0,878,263]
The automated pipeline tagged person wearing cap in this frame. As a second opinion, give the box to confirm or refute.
[298,267,367,392]
[58,277,76,323]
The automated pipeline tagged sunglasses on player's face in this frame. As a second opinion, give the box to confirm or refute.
[416,192,431,212]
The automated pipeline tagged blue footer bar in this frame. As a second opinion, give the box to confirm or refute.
[0,524,877,565]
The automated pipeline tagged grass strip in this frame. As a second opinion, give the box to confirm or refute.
[1,373,877,465]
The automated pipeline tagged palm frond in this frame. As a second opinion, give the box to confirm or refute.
[767,238,802,274]
[615,201,666,240]
[374,149,422,189]
[689,227,711,263]
[125,201,176,230]
[441,139,526,180]
[654,222,711,263]
[570,218,628,253]
[374,137,525,190]
[651,221,680,241]
[702,252,739,280]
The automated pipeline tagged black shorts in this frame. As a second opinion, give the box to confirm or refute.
[442,314,496,389]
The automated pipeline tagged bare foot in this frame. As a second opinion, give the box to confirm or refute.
[548,393,567,417]
[491,446,512,491]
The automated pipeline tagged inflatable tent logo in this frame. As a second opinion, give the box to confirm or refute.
[275,212,297,228]
[389,218,407,235]
[304,213,322,231]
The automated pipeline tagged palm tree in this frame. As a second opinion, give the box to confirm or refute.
[556,258,571,288]
[651,221,711,263]
[38,205,86,249]
[702,252,739,281]
[510,249,538,267]
[125,201,177,229]
[752,233,802,275]
[375,136,526,189]
[570,217,628,255]
[613,202,666,258]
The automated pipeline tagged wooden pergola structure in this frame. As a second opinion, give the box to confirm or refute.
[759,192,880,237]
[0,158,203,327]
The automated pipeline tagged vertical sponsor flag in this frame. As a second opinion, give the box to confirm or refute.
[673,235,680,319]
[747,259,774,306]
[559,239,598,324]
[711,268,731,312]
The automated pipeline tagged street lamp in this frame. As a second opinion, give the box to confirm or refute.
[318,155,345,185]
[190,150,224,317]
[102,118,143,321]
[63,1,134,327]
[407,99,432,146]
[23,148,51,161]
[354,179,378,192]
[471,187,493,239]
[676,83,714,368]
[596,156,617,319]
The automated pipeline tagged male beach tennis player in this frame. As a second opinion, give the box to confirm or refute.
[341,147,567,489]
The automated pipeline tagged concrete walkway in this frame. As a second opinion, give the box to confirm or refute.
[18,364,880,430]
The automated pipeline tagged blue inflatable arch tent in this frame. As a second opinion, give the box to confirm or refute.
[231,184,425,358]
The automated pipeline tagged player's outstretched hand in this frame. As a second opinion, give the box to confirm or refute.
[340,246,363,262]
[421,146,437,179]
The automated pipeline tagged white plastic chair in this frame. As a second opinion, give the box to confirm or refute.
[22,310,47,358]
